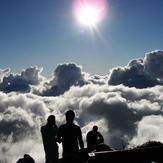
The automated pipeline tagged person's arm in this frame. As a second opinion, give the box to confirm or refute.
[41,127,45,145]
[41,126,48,150]
[78,128,84,149]
[97,132,104,144]
[86,132,89,145]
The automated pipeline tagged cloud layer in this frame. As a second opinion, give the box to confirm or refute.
[0,67,43,93]
[42,63,87,96]
[1,50,163,163]
[108,50,163,88]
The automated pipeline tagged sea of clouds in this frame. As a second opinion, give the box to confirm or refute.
[1,50,163,163]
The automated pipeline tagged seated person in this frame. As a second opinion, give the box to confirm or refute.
[86,125,104,152]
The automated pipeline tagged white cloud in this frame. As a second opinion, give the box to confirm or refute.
[42,63,88,96]
[0,67,43,93]
[130,115,163,147]
[0,68,10,82]
[108,50,163,88]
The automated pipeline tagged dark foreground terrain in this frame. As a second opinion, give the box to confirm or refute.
[88,141,163,163]
[17,141,163,163]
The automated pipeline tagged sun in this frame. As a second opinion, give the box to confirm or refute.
[73,0,107,28]
[78,5,100,27]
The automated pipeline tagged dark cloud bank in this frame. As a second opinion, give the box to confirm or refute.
[1,50,163,163]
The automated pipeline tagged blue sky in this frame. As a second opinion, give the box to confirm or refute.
[0,0,163,76]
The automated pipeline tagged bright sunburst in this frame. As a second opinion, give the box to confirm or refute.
[78,5,100,27]
[73,0,107,28]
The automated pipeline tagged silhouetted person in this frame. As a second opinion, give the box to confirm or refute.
[57,110,84,159]
[17,154,35,163]
[41,115,58,163]
[86,125,104,152]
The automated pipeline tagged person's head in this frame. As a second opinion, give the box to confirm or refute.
[47,115,56,125]
[65,110,75,123]
[17,154,35,163]
[24,154,35,163]
[92,125,98,132]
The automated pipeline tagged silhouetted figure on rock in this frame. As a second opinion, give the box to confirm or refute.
[41,115,58,163]
[17,154,35,163]
[86,125,104,152]
[57,110,84,160]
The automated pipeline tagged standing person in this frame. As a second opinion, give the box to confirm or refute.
[57,110,84,159]
[86,125,104,152]
[41,115,58,163]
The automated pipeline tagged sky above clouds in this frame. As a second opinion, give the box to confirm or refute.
[0,0,163,75]
[0,0,163,163]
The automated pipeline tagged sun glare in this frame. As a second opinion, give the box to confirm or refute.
[78,5,100,27]
[73,0,108,28]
